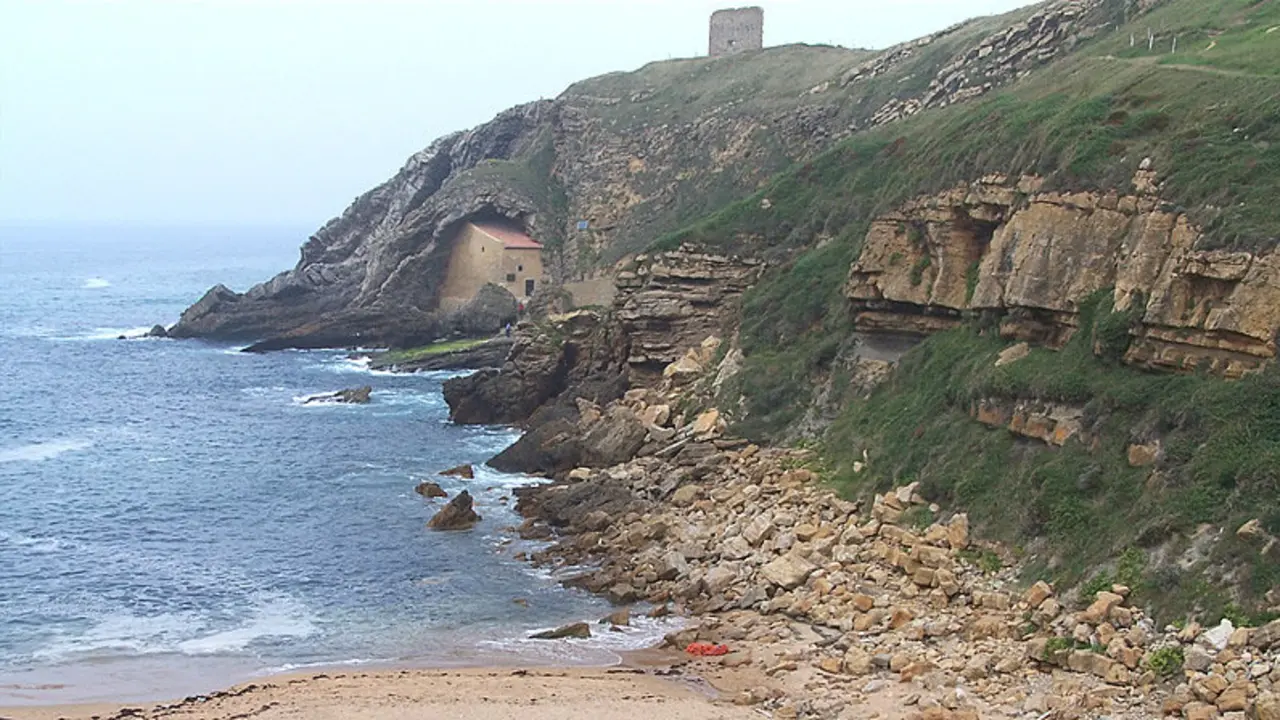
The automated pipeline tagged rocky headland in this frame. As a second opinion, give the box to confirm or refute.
[157,0,1280,717]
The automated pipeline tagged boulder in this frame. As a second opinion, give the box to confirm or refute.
[671,484,703,507]
[721,536,752,561]
[760,553,817,590]
[1024,581,1054,608]
[1251,618,1280,650]
[439,464,475,479]
[1255,692,1280,720]
[426,490,481,531]
[530,622,591,640]
[1126,442,1161,467]
[602,608,631,627]
[842,648,874,675]
[995,341,1029,366]
[1080,591,1124,624]
[656,551,690,581]
[415,482,448,498]
[946,513,970,549]
[145,324,169,338]
[691,409,722,436]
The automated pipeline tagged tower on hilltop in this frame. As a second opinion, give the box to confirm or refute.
[709,7,763,57]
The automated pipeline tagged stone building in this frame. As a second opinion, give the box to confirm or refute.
[438,221,545,311]
[709,7,763,57]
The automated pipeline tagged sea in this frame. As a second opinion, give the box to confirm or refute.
[0,226,670,706]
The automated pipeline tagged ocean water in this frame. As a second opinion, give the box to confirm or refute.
[0,227,666,705]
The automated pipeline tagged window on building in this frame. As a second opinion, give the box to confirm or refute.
[525,279,535,297]
[518,264,523,272]
[506,273,516,282]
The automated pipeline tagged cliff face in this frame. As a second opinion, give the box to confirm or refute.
[170,102,555,345]
[170,0,1140,348]
[845,172,1280,377]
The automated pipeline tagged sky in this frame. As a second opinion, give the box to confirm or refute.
[0,0,1035,228]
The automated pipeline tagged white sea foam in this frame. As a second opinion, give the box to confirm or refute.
[0,531,70,554]
[314,356,400,377]
[291,391,352,407]
[50,326,154,341]
[83,277,111,289]
[260,657,385,675]
[32,596,318,663]
[0,439,94,463]
[177,597,317,655]
[475,615,684,666]
[32,611,202,661]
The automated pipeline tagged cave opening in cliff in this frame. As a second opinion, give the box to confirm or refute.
[951,209,999,266]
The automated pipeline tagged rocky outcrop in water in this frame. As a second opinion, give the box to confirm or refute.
[303,386,372,405]
[426,490,481,531]
[414,481,448,499]
[169,103,554,347]
[844,172,1280,377]
[443,309,630,427]
[366,338,514,374]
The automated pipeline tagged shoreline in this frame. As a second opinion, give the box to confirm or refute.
[0,651,758,720]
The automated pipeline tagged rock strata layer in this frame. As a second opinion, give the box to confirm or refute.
[845,173,1280,377]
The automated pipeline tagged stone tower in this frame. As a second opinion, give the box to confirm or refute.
[709,7,763,57]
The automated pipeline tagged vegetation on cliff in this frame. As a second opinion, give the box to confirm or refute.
[647,0,1280,618]
[824,294,1280,622]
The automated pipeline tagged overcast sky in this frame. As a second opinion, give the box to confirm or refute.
[1,0,1033,227]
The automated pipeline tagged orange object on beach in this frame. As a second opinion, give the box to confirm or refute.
[685,642,730,656]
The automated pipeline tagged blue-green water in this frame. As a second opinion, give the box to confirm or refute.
[0,227,666,705]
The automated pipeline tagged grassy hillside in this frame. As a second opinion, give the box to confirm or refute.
[823,296,1280,622]
[650,0,1280,619]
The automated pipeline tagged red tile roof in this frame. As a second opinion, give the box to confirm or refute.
[472,222,543,250]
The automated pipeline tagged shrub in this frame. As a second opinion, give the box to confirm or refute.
[1146,646,1184,679]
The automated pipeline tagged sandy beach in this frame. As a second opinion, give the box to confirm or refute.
[0,665,766,720]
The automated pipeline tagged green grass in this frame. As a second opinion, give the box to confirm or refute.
[811,292,1280,619]
[1092,0,1280,77]
[374,338,493,366]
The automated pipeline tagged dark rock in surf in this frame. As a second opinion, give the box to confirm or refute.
[304,386,372,405]
[529,622,591,640]
[438,464,475,480]
[427,490,481,531]
[415,482,448,499]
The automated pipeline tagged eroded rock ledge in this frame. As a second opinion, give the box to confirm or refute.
[845,172,1280,378]
[616,250,762,384]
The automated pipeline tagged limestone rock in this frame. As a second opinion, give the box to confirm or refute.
[439,464,475,479]
[844,174,1280,378]
[670,484,703,507]
[842,647,874,675]
[415,481,448,499]
[1126,442,1160,468]
[995,342,1030,367]
[760,553,817,590]
[427,490,481,531]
